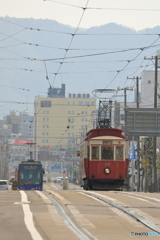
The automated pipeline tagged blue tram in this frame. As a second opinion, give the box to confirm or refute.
[18,160,44,190]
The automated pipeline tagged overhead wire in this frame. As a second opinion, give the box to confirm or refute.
[44,0,160,12]
[0,2,160,147]
[42,43,160,61]
[51,0,90,87]
[99,36,160,100]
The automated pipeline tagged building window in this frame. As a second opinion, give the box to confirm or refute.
[72,111,74,114]
[43,125,45,128]
[68,111,70,114]
[68,133,70,136]
[120,114,124,121]
[42,140,45,143]
[46,125,49,128]
[46,132,49,135]
[42,132,45,135]
[41,101,51,107]
[73,102,75,105]
[148,80,151,84]
[43,118,45,121]
[46,140,48,143]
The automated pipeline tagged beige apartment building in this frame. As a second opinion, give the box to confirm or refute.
[34,85,96,151]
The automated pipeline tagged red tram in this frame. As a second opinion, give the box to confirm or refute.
[80,127,129,190]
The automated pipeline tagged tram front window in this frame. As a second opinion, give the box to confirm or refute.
[102,147,113,160]
[19,168,42,185]
[92,146,99,159]
[116,146,123,160]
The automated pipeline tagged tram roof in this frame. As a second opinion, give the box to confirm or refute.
[90,136,125,141]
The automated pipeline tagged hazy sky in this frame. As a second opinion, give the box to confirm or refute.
[1,0,160,30]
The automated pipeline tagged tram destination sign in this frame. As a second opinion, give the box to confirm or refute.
[126,108,160,136]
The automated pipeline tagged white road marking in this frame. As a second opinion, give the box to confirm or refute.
[20,191,43,240]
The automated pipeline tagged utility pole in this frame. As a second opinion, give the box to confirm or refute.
[153,56,158,192]
[127,76,141,192]
[117,87,133,136]
[117,87,133,189]
[117,86,133,190]
[34,111,37,161]
[144,55,159,192]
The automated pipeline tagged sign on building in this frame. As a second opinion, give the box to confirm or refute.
[126,108,160,136]
[128,146,137,160]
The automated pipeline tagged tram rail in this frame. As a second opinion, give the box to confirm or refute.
[44,190,98,240]
[76,190,160,234]
[114,191,160,205]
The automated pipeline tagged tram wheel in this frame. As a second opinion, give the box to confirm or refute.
[83,185,89,190]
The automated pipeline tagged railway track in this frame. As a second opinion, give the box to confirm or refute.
[76,190,160,234]
[114,191,160,206]
[43,190,98,240]
[44,183,160,239]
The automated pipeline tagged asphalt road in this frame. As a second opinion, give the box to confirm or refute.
[0,184,160,240]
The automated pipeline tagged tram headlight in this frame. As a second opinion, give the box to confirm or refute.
[104,167,111,174]
[119,174,123,178]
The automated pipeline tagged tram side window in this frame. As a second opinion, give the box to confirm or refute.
[92,146,99,160]
[116,146,123,160]
[87,145,90,158]
[102,146,113,160]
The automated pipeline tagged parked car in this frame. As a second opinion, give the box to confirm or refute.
[50,177,55,182]
[54,177,62,183]
[61,177,69,182]
[0,180,8,190]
